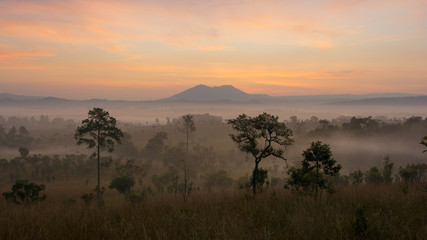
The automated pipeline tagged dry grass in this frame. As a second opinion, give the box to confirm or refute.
[0,184,426,240]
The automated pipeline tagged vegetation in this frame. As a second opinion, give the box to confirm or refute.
[301,141,341,199]
[285,141,341,199]
[109,175,135,198]
[2,179,46,205]
[0,112,426,238]
[74,108,123,198]
[228,113,293,195]
[0,184,426,239]
[179,114,196,201]
[421,136,427,152]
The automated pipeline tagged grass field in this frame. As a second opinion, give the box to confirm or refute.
[1,183,426,240]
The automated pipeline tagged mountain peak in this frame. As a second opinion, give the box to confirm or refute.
[163,84,269,102]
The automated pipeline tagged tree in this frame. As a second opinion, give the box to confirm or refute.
[3,179,46,205]
[301,141,341,200]
[228,113,293,196]
[179,114,196,201]
[18,147,29,159]
[181,115,195,154]
[421,136,427,153]
[350,170,364,184]
[144,132,168,159]
[109,175,135,198]
[382,155,394,184]
[74,107,123,198]
[365,167,383,184]
[285,167,317,194]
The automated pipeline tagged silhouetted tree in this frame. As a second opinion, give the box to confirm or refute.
[109,175,135,198]
[3,179,45,205]
[74,107,123,198]
[144,131,168,159]
[18,147,29,159]
[350,170,364,184]
[301,141,341,199]
[181,115,195,154]
[179,115,195,201]
[365,167,383,184]
[382,155,394,184]
[229,113,293,196]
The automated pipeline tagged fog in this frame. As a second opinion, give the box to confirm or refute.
[1,101,426,124]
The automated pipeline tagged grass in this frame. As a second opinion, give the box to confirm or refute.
[0,184,426,239]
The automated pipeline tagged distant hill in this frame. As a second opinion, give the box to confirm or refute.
[330,95,427,106]
[0,93,42,100]
[0,86,425,106]
[161,84,272,103]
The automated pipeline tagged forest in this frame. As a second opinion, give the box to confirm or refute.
[0,110,426,239]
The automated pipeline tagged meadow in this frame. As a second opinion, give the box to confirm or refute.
[0,183,426,240]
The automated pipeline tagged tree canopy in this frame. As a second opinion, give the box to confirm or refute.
[228,113,293,195]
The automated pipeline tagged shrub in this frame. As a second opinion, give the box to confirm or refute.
[3,179,46,204]
[109,175,135,197]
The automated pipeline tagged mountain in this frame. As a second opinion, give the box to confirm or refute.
[330,95,427,106]
[161,84,272,103]
[1,86,425,105]
[0,93,42,100]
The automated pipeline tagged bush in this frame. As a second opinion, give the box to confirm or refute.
[3,179,46,204]
[109,175,135,197]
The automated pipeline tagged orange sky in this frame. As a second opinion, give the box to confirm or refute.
[0,0,426,100]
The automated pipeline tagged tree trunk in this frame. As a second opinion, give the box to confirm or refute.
[315,159,319,201]
[252,161,259,196]
[97,132,100,199]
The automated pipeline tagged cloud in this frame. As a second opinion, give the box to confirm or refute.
[0,43,56,60]
[98,45,126,53]
[197,45,234,51]
[301,40,335,50]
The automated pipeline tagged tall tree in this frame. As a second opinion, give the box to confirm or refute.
[181,115,196,154]
[228,113,293,196]
[302,141,341,200]
[74,107,123,198]
[180,114,195,201]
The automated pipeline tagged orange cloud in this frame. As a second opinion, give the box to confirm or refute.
[301,40,335,50]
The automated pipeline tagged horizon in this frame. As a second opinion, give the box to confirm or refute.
[1,1,426,100]
[1,84,425,101]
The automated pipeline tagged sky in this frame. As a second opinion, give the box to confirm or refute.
[0,0,426,100]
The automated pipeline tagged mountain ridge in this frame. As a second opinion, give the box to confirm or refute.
[1,85,426,105]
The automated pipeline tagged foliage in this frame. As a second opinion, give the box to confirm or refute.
[144,131,168,160]
[365,167,383,184]
[2,179,46,204]
[179,114,196,201]
[285,167,317,194]
[151,167,179,194]
[109,175,136,197]
[398,163,427,183]
[421,136,427,153]
[228,113,293,195]
[250,168,269,192]
[18,147,29,158]
[74,107,123,198]
[382,155,394,184]
[350,170,364,184]
[301,141,341,199]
